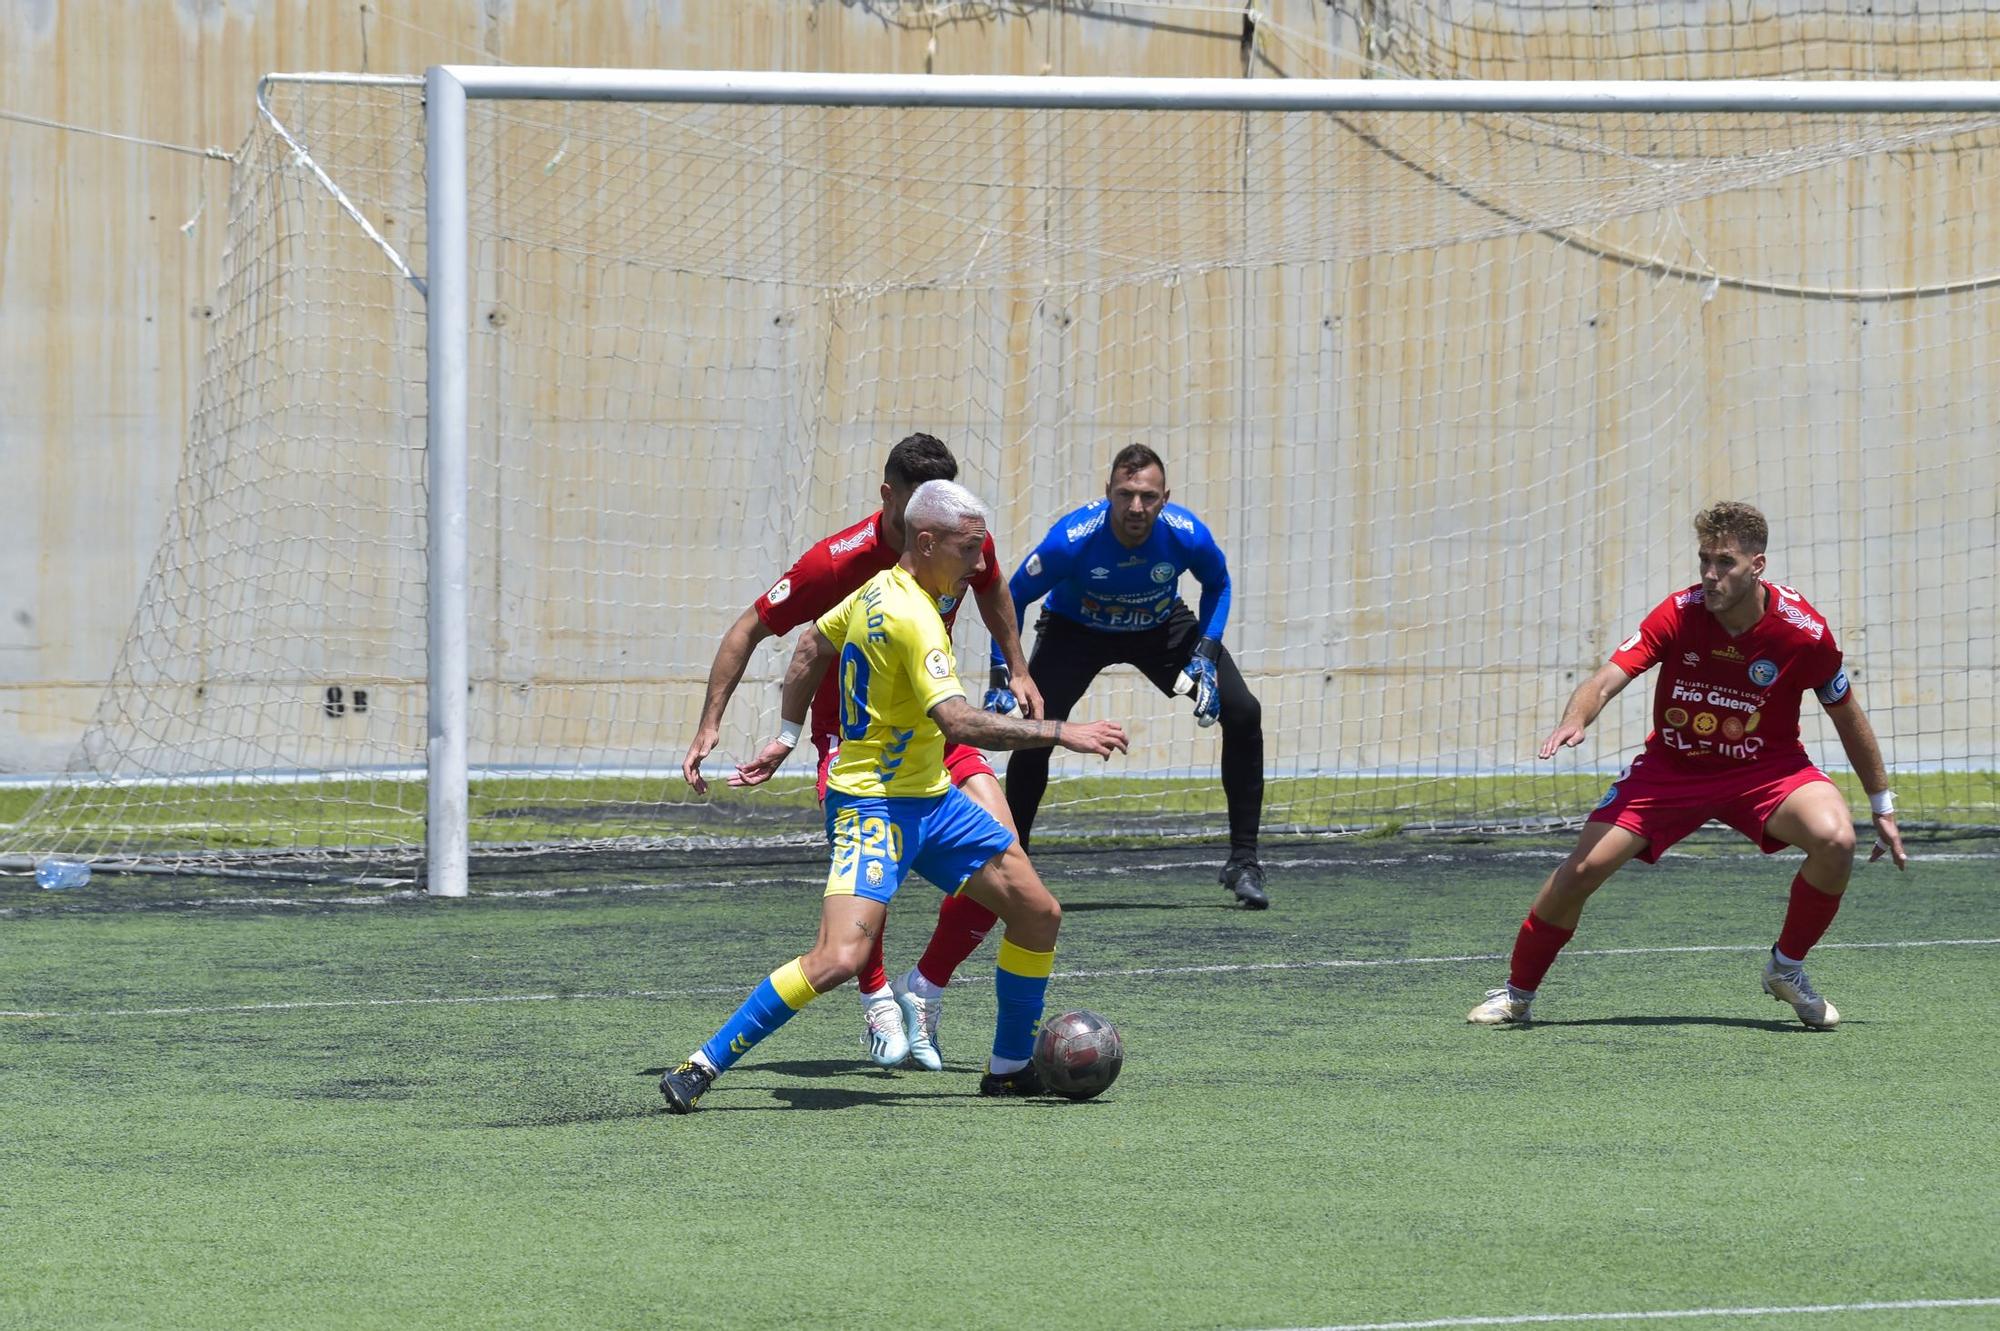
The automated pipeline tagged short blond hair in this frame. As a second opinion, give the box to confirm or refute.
[905,478,989,535]
[1693,501,1768,555]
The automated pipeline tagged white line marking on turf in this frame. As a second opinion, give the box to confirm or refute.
[1264,1296,2000,1330]
[14,845,1987,912]
[5,937,1995,1021]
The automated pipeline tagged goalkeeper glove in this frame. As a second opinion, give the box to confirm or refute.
[1174,637,1222,728]
[984,663,1021,717]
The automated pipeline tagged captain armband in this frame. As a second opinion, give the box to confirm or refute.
[1815,668,1851,705]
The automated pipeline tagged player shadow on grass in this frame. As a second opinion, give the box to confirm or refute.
[638,1059,891,1079]
[1519,1014,1848,1032]
[636,1059,1063,1111]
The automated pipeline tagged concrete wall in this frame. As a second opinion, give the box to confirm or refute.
[0,0,1319,771]
[4,2,1997,793]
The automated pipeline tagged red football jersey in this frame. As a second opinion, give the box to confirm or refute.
[1609,580,1850,770]
[753,511,1000,743]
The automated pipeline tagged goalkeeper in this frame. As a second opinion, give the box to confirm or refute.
[990,444,1269,908]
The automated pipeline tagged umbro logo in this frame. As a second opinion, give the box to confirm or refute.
[1089,566,1110,579]
[1683,652,1701,666]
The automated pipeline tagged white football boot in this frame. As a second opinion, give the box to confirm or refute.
[1762,951,1840,1029]
[1466,985,1534,1025]
[893,974,944,1072]
[861,990,911,1067]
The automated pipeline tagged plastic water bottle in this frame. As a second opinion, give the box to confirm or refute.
[35,859,92,890]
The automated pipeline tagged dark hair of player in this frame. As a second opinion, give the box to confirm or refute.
[1109,443,1166,483]
[883,433,958,489]
[1693,500,1768,555]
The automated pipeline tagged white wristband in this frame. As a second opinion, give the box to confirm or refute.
[1869,789,1896,817]
[777,720,802,749]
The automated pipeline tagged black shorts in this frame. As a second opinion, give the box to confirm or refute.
[1028,605,1212,713]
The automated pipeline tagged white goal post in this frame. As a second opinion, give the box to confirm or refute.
[10,67,1999,893]
[418,67,2000,896]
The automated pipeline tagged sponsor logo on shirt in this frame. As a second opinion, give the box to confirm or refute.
[1065,514,1105,543]
[1712,645,1744,662]
[1692,711,1719,736]
[1090,566,1110,580]
[1670,681,1760,713]
[924,648,952,680]
[1776,601,1824,641]
[1119,556,1145,568]
[1074,591,1174,630]
[1722,716,1746,740]
[1150,562,1176,585]
[1664,707,1690,728]
[828,527,874,557]
[1025,552,1042,577]
[1675,587,1707,608]
[765,577,792,605]
[1748,658,1779,687]
[1682,652,1701,666]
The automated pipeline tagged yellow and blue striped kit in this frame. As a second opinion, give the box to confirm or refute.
[816,566,965,799]
[823,787,1013,903]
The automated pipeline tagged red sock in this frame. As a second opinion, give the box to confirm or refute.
[1508,911,1576,994]
[1775,873,1843,961]
[856,925,889,995]
[915,892,999,988]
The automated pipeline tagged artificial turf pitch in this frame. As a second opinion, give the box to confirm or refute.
[2,836,1996,1331]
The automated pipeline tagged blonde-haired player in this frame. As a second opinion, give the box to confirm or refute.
[661,481,1128,1111]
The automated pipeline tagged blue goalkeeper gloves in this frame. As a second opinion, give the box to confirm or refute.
[1174,637,1222,727]
[984,663,1021,717]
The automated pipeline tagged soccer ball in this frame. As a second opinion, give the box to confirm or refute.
[1032,1009,1124,1101]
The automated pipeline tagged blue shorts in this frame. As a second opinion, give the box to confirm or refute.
[822,786,1015,904]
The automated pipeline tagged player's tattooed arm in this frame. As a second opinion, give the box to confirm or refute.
[776,626,835,727]
[729,628,835,788]
[683,604,777,791]
[1539,661,1636,759]
[930,697,1128,758]
[1825,694,1908,870]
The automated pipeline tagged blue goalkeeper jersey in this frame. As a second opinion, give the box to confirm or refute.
[995,500,1232,664]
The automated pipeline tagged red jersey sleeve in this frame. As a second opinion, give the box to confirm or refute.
[1808,618,1850,707]
[1608,592,1685,677]
[754,542,847,637]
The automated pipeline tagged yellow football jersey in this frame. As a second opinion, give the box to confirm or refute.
[817,566,965,799]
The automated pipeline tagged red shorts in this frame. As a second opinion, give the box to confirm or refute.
[1586,752,1833,863]
[813,737,996,802]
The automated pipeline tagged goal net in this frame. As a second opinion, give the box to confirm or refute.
[7,72,1998,875]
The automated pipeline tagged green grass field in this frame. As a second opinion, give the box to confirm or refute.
[3,834,1997,1330]
[5,768,1994,858]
